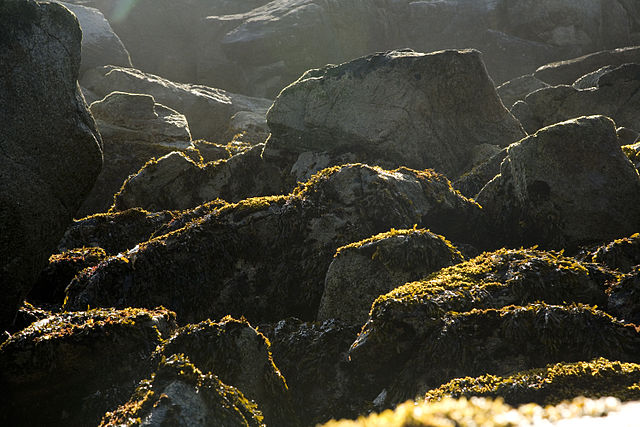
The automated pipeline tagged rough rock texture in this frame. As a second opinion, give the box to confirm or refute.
[318,229,464,324]
[592,233,640,273]
[78,92,194,215]
[29,247,108,307]
[259,318,363,426]
[266,49,525,179]
[477,116,640,250]
[452,148,509,198]
[321,396,637,427]
[607,267,640,325]
[535,46,640,86]
[513,64,640,134]
[64,164,485,324]
[81,65,272,142]
[99,354,264,427]
[573,65,616,89]
[0,0,103,331]
[112,144,283,211]
[0,307,177,426]
[155,317,296,427]
[424,358,640,405]
[349,303,640,406]
[55,1,132,75]
[496,74,549,109]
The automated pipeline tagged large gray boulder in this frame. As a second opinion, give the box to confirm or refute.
[81,65,272,142]
[0,0,103,331]
[477,115,640,250]
[512,63,640,134]
[266,49,526,179]
[55,1,132,75]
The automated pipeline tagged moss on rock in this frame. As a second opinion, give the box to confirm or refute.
[592,233,640,273]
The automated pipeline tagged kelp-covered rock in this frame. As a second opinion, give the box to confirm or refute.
[607,267,640,325]
[477,116,640,250]
[514,64,640,134]
[424,358,640,405]
[318,229,464,324]
[155,317,295,427]
[65,164,484,324]
[79,92,194,215]
[112,144,283,211]
[321,396,632,427]
[266,49,525,179]
[7,302,52,339]
[349,303,640,405]
[99,354,264,427]
[259,318,363,426]
[0,307,177,426]
[0,0,103,331]
[592,233,640,273]
[534,46,640,86]
[55,1,132,75]
[81,65,272,142]
[624,141,640,169]
[29,246,108,306]
[496,74,549,109]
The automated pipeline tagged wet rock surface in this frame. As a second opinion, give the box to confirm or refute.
[0,0,103,331]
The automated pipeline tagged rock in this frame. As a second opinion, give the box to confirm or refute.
[55,1,132,75]
[607,267,640,324]
[535,46,640,86]
[0,0,103,331]
[266,49,525,179]
[64,164,485,324]
[452,148,509,198]
[321,396,637,427]
[318,229,464,325]
[591,233,640,273]
[618,127,640,145]
[573,65,616,89]
[424,358,640,405]
[259,318,363,426]
[77,92,194,215]
[349,303,640,405]
[623,141,640,169]
[192,140,233,163]
[156,317,296,426]
[496,74,549,109]
[99,354,264,427]
[7,302,51,339]
[29,247,108,307]
[112,144,283,211]
[81,65,272,142]
[476,116,640,250]
[0,307,177,426]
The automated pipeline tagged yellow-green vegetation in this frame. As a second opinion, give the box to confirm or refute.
[48,246,107,264]
[321,396,624,427]
[622,144,640,166]
[216,194,289,218]
[424,358,640,406]
[370,248,608,317]
[99,354,264,427]
[592,232,640,273]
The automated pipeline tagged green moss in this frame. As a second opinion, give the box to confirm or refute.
[424,358,640,406]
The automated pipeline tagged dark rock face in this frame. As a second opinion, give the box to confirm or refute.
[56,1,132,75]
[0,0,103,331]
[156,317,296,427]
[477,116,640,250]
[424,358,640,406]
[496,74,549,109]
[592,233,640,273]
[0,307,177,426]
[64,164,485,324]
[513,64,640,134]
[267,49,525,179]
[318,229,464,324]
[607,267,640,325]
[99,354,265,427]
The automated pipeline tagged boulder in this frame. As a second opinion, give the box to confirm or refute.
[349,303,640,406]
[591,233,640,273]
[266,49,525,179]
[0,0,103,331]
[259,318,364,426]
[64,164,485,324]
[535,46,640,86]
[81,65,272,142]
[513,64,640,134]
[156,317,296,426]
[318,229,464,324]
[0,307,177,426]
[573,65,616,89]
[78,92,194,215]
[477,116,640,250]
[496,74,549,109]
[55,1,132,75]
[99,354,264,427]
[452,148,509,198]
[424,358,640,406]
[607,267,640,324]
